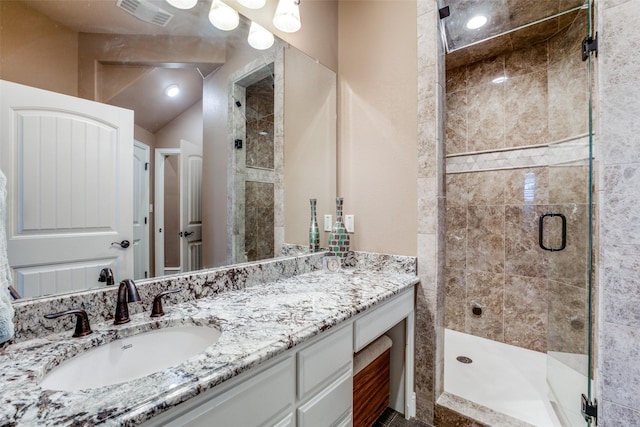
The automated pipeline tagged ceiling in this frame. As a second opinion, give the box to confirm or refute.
[438,0,587,69]
[18,0,250,133]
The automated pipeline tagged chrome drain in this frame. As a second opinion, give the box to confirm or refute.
[456,356,473,364]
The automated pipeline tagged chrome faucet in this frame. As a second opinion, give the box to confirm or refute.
[98,267,115,286]
[114,279,142,325]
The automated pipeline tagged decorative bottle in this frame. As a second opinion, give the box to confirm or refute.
[309,198,320,252]
[328,197,350,258]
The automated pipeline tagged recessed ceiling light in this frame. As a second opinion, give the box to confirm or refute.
[492,76,508,84]
[166,0,197,9]
[165,84,180,97]
[466,15,487,30]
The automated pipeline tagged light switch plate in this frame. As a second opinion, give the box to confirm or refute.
[345,215,355,232]
[324,214,332,231]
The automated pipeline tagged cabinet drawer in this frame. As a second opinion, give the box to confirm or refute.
[160,356,295,427]
[297,369,352,427]
[354,289,414,352]
[297,324,352,400]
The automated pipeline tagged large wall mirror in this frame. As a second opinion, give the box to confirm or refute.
[0,0,336,300]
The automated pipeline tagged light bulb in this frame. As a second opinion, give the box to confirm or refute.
[238,0,266,9]
[273,0,301,33]
[209,0,240,31]
[166,0,197,9]
[248,22,275,50]
[165,85,180,97]
[466,15,487,30]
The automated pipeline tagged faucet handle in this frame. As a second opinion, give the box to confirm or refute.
[150,289,182,318]
[98,268,115,286]
[44,309,93,338]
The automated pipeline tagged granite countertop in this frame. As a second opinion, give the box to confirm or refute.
[1,268,418,426]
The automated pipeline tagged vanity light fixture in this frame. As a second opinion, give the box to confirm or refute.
[273,0,301,33]
[248,21,275,50]
[166,0,197,9]
[165,84,180,97]
[466,15,487,30]
[237,0,266,9]
[209,0,240,31]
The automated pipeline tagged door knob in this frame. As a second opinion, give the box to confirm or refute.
[180,231,194,238]
[111,240,131,249]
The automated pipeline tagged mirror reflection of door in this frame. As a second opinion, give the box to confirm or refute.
[154,141,202,277]
[133,141,150,280]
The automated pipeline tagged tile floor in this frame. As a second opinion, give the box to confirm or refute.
[373,408,434,427]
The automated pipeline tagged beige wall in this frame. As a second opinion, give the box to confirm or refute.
[0,1,78,96]
[338,1,418,256]
[284,47,337,250]
[155,101,203,149]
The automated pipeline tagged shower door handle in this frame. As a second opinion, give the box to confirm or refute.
[539,213,566,251]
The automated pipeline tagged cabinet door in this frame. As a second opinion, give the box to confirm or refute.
[160,357,295,427]
[297,370,352,427]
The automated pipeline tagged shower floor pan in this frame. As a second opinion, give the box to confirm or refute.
[441,329,563,427]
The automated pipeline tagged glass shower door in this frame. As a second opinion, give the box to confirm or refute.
[545,0,595,425]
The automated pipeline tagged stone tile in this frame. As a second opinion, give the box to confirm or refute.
[505,42,548,78]
[548,165,589,204]
[466,83,505,151]
[504,205,549,279]
[600,82,640,165]
[547,203,590,288]
[466,55,505,88]
[602,244,640,327]
[445,90,468,155]
[601,322,640,410]
[547,279,588,354]
[467,206,505,274]
[445,207,467,270]
[466,271,504,342]
[445,267,466,331]
[600,400,640,427]
[504,275,548,352]
[504,70,550,147]
[600,0,640,87]
[445,173,468,207]
[467,170,505,206]
[601,163,640,246]
[467,203,506,272]
[446,65,467,94]
[503,167,548,205]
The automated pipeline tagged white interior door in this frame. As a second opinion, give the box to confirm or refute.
[0,80,134,298]
[179,139,202,273]
[133,141,150,280]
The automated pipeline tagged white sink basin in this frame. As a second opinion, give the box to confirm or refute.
[40,325,222,391]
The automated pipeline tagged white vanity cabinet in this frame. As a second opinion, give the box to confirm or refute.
[143,286,415,427]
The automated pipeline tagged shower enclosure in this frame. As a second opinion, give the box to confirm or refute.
[440,0,595,424]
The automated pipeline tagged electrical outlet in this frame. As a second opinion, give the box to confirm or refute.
[345,215,355,233]
[324,214,332,231]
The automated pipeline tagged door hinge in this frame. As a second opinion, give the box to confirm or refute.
[144,216,147,225]
[145,162,149,171]
[581,394,598,424]
[582,32,598,61]
[144,271,148,278]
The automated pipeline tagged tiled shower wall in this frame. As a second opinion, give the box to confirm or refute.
[444,14,590,354]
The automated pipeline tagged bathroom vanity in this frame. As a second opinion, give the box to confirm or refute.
[1,252,418,426]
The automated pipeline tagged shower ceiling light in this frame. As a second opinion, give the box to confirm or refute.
[248,21,275,50]
[166,0,197,9]
[466,15,487,30]
[492,76,508,84]
[238,0,266,9]
[273,0,301,33]
[209,0,240,31]
[165,84,180,97]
